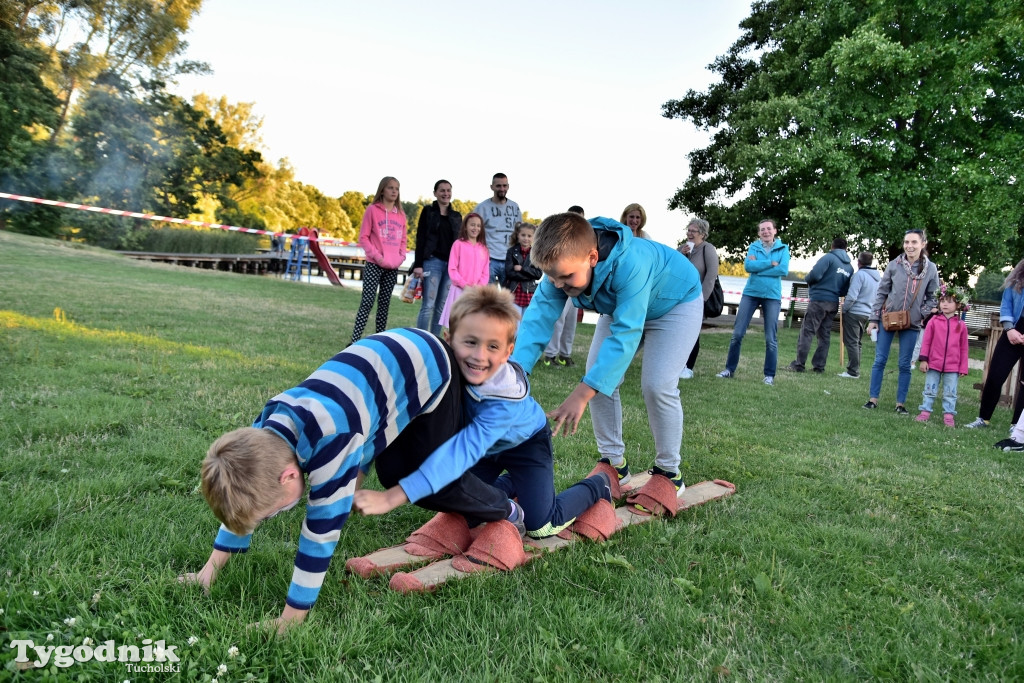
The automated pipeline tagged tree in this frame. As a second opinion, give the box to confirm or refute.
[338,190,371,235]
[663,0,1024,284]
[21,0,206,141]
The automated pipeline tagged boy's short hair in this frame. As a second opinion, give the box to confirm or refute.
[448,285,520,344]
[202,427,296,535]
[531,212,597,268]
[858,251,874,268]
[832,237,848,250]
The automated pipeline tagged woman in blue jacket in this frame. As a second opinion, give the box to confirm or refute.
[717,219,791,385]
[965,259,1024,429]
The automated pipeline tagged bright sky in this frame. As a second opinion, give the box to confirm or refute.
[172,0,755,250]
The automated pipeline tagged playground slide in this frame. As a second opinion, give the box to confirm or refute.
[308,230,343,286]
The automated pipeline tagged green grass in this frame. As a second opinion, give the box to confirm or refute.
[1,229,1022,681]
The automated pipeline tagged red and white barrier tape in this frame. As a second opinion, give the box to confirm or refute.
[721,288,811,304]
[0,192,355,245]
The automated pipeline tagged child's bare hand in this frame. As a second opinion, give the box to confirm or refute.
[918,361,929,373]
[353,486,408,515]
[548,383,598,437]
[177,567,214,594]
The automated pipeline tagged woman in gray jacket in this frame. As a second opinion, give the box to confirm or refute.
[863,230,940,413]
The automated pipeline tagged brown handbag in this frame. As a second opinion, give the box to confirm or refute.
[881,276,923,331]
[881,309,911,331]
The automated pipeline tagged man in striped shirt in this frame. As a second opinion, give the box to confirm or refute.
[181,328,514,632]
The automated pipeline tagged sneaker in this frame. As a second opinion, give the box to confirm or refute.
[784,361,804,373]
[863,401,878,409]
[943,413,955,428]
[964,418,990,429]
[558,355,575,367]
[598,456,631,485]
[812,368,824,374]
[650,465,685,496]
[763,376,774,386]
[915,410,930,422]
[679,367,694,380]
[894,405,909,415]
[994,438,1024,451]
[508,499,527,539]
[542,356,555,367]
[554,356,568,367]
[837,372,860,379]
[716,369,733,378]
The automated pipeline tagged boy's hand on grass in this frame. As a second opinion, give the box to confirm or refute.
[548,383,598,437]
[177,549,230,594]
[353,486,408,515]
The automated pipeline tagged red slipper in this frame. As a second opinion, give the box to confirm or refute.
[625,474,679,517]
[404,512,472,557]
[556,499,620,542]
[451,520,529,573]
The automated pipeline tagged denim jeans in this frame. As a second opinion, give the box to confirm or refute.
[869,326,920,404]
[919,369,959,414]
[489,259,505,288]
[415,256,451,336]
[725,295,781,377]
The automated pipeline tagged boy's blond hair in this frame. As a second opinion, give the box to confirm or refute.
[531,212,597,269]
[201,427,297,535]
[448,285,520,344]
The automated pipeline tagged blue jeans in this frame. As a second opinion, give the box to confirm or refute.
[489,259,505,288]
[920,370,960,414]
[869,327,920,404]
[725,295,781,377]
[415,257,450,336]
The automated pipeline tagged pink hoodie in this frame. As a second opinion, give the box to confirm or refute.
[358,203,407,270]
[918,314,969,375]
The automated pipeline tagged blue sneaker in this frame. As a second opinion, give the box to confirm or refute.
[507,499,526,539]
[598,456,631,485]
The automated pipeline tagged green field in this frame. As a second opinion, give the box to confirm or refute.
[1,230,1022,681]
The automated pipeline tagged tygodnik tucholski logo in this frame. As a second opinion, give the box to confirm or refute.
[9,637,181,672]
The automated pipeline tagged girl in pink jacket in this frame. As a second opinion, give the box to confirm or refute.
[351,177,407,344]
[915,286,970,427]
[439,213,490,328]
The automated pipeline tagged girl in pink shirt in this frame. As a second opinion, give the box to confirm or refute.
[915,286,970,426]
[439,213,490,328]
[351,177,407,344]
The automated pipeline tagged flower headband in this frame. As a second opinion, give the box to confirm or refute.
[938,282,971,311]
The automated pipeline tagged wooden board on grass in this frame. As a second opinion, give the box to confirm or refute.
[386,478,736,592]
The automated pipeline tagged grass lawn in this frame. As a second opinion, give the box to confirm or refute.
[1,230,1022,681]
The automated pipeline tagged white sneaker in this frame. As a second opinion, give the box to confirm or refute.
[679,368,694,379]
[763,376,774,386]
[837,372,860,379]
[964,418,990,429]
[716,369,733,378]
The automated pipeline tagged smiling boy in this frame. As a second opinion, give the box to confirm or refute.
[354,286,611,539]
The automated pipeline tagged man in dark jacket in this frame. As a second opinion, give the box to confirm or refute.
[786,238,853,373]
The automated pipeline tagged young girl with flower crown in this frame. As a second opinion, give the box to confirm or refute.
[915,284,970,427]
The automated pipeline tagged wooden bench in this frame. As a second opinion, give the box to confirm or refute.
[785,283,809,328]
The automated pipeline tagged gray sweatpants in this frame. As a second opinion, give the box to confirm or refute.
[587,297,702,474]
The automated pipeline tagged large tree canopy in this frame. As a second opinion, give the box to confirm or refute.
[663,0,1024,283]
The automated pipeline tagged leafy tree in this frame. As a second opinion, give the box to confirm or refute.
[338,190,370,235]
[663,0,1024,284]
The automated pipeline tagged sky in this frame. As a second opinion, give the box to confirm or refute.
[172,0,756,250]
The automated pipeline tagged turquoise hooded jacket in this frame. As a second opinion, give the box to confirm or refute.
[742,238,791,299]
[511,217,701,396]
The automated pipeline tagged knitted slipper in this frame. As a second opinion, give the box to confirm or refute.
[586,462,623,501]
[404,511,472,557]
[556,499,620,542]
[450,520,529,573]
[625,473,680,517]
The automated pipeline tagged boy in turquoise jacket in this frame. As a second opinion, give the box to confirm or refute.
[511,212,702,496]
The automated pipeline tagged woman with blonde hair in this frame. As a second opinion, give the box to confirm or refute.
[965,258,1024,429]
[620,203,650,239]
